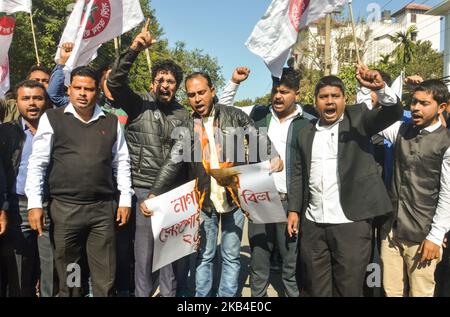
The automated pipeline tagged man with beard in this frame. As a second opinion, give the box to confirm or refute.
[0,80,55,296]
[379,79,450,297]
[106,26,189,297]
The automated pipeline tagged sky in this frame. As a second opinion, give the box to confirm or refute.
[151,0,445,101]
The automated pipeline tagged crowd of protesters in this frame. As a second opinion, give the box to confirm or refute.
[0,23,449,298]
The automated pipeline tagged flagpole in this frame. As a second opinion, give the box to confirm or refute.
[142,18,152,74]
[347,0,362,65]
[29,12,40,65]
[114,37,120,58]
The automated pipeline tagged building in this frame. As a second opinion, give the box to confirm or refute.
[427,0,450,88]
[293,3,442,74]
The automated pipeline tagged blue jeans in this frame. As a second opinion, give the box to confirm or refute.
[195,208,244,297]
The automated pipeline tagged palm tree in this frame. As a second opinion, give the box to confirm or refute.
[378,53,391,65]
[388,25,417,65]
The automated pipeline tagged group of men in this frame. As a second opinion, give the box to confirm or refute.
[0,22,449,298]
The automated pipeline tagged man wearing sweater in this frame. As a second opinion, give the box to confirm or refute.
[25,67,133,297]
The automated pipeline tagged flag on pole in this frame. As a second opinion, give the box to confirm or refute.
[0,16,15,97]
[391,72,404,100]
[0,0,31,14]
[56,0,144,84]
[246,0,346,78]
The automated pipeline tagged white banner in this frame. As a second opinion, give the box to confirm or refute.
[211,161,287,224]
[391,72,404,100]
[145,180,200,272]
[0,16,15,97]
[0,0,31,14]
[246,0,346,78]
[56,0,144,84]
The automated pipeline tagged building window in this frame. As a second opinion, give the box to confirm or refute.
[411,32,417,42]
[411,13,416,23]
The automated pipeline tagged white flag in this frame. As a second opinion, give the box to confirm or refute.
[246,0,346,78]
[56,0,144,84]
[0,16,15,97]
[0,0,31,14]
[391,72,404,100]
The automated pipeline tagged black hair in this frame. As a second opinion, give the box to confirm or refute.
[14,79,49,105]
[152,59,183,88]
[272,67,301,91]
[413,79,449,106]
[314,75,345,97]
[26,64,51,79]
[70,66,100,88]
[374,69,392,87]
[185,72,213,89]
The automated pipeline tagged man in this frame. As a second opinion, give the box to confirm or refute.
[47,42,130,295]
[287,68,403,297]
[0,80,56,297]
[379,79,450,297]
[143,71,282,297]
[220,67,314,296]
[26,65,51,90]
[25,67,133,297]
[106,26,189,298]
[47,43,128,128]
[1,65,51,124]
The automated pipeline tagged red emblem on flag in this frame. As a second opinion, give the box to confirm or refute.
[82,0,111,39]
[289,0,310,32]
[0,16,15,36]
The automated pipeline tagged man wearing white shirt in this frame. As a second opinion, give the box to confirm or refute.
[287,68,403,296]
[222,68,315,296]
[25,67,133,297]
[0,80,54,297]
[378,79,450,297]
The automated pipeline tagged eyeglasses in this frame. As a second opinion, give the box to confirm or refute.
[154,78,177,86]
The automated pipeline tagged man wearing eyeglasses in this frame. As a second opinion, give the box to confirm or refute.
[106,28,189,298]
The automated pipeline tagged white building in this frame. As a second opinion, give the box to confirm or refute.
[294,3,442,74]
[427,0,450,88]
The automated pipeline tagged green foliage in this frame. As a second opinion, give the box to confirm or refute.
[7,0,223,103]
[337,64,358,104]
[388,25,417,65]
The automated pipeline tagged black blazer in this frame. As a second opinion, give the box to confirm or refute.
[288,101,403,222]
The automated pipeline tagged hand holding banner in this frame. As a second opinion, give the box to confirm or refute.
[145,180,200,272]
[210,161,287,224]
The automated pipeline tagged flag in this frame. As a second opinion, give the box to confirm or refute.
[391,72,404,100]
[246,0,346,78]
[0,16,15,97]
[0,0,31,14]
[56,0,144,84]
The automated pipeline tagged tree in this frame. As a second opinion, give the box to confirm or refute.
[388,25,417,66]
[7,0,223,101]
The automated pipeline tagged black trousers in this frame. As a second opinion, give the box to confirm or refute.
[50,198,116,297]
[0,195,57,297]
[248,199,299,297]
[300,218,372,297]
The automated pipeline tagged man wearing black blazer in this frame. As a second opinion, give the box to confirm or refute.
[287,67,403,297]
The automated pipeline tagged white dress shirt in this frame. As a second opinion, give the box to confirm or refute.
[306,86,398,224]
[268,105,302,194]
[379,120,450,246]
[25,103,134,209]
[14,119,34,195]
